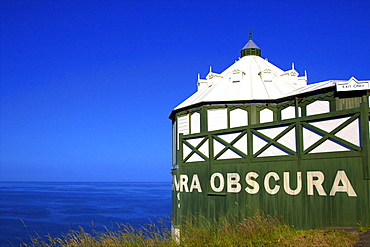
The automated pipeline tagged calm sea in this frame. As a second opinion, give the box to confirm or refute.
[0,181,172,246]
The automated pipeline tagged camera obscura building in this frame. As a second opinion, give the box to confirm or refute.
[169,33,370,230]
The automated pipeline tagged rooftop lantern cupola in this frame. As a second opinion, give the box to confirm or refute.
[241,29,261,57]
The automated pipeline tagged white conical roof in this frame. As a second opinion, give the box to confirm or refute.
[174,55,308,110]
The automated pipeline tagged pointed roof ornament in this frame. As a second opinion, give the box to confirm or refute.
[241,29,261,57]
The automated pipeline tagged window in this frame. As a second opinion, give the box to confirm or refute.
[208,109,227,131]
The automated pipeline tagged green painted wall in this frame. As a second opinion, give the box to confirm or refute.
[171,89,370,229]
[173,157,369,229]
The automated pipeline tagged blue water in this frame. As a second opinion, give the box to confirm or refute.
[0,182,172,246]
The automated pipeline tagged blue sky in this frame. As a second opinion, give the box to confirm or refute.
[1,0,369,182]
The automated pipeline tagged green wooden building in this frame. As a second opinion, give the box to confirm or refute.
[169,33,370,232]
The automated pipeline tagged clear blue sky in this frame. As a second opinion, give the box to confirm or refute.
[1,0,369,182]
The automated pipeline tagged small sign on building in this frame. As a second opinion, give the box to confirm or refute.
[336,77,370,91]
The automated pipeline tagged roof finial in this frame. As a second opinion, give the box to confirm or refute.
[241,29,261,57]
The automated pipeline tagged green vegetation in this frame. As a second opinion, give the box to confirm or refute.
[26,214,358,247]
[358,224,370,234]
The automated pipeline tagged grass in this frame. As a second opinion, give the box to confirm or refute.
[24,213,358,247]
[358,224,370,234]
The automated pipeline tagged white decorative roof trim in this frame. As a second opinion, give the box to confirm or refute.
[174,56,368,111]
